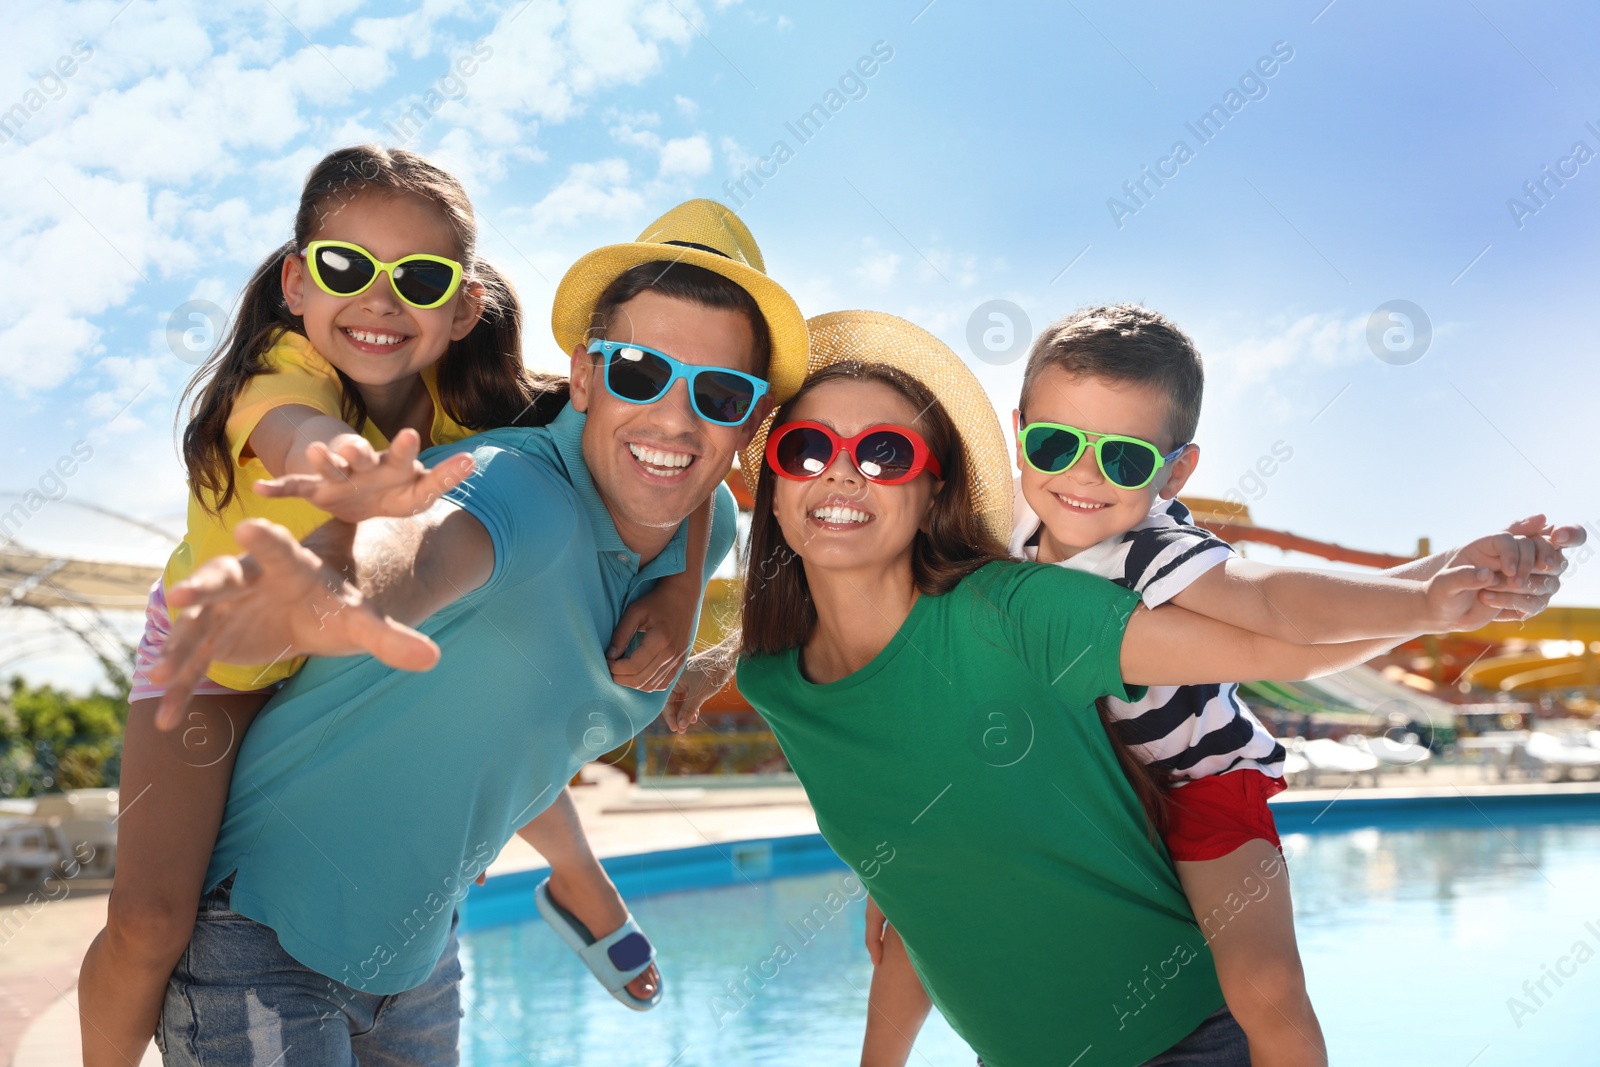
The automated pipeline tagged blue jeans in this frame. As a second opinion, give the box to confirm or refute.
[975,1006,1249,1067]
[158,878,464,1066]
[1137,1006,1250,1066]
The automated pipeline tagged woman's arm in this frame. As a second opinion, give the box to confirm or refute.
[861,896,932,1067]
[1121,564,1500,687]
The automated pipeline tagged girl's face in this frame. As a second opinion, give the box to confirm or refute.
[281,190,482,386]
[770,378,943,579]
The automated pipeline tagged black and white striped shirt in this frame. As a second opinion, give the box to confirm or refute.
[1011,490,1287,782]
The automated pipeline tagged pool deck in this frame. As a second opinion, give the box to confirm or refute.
[6,764,1597,1067]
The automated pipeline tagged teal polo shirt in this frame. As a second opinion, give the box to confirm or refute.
[204,403,737,994]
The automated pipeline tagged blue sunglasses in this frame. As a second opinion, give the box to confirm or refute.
[587,339,769,427]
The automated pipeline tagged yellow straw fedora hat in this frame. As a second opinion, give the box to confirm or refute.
[739,310,1013,548]
[551,199,809,404]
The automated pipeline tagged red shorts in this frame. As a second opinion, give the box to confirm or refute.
[1162,769,1286,862]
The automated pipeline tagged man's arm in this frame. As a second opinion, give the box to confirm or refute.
[313,497,495,626]
[153,503,494,726]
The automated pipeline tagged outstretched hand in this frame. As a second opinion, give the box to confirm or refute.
[150,518,440,729]
[255,429,475,523]
[1451,514,1584,621]
[1422,564,1514,634]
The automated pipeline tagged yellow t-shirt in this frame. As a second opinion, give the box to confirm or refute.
[163,330,475,690]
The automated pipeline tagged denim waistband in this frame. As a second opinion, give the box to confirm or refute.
[199,873,237,913]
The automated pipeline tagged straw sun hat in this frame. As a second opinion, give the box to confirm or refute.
[739,310,1014,548]
[550,199,810,405]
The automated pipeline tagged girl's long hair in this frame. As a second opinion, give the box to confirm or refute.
[179,144,567,512]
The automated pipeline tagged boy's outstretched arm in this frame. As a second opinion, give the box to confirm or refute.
[1123,564,1505,687]
[1383,515,1585,588]
[608,492,714,693]
[1169,516,1573,644]
[861,895,932,1067]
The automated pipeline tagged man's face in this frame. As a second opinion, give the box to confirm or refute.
[570,288,769,549]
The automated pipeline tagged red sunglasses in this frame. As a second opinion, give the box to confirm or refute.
[765,421,943,485]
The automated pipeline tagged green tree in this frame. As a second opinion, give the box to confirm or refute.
[0,676,126,796]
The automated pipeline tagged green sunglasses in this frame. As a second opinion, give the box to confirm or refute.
[1018,421,1189,490]
[299,240,464,310]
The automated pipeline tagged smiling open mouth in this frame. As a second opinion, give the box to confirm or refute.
[810,504,872,526]
[1052,492,1110,512]
[629,443,695,478]
[342,327,410,347]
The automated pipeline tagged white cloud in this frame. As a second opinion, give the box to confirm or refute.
[658,134,711,177]
[853,240,901,287]
[1204,312,1367,392]
[0,0,725,400]
[274,0,369,34]
[527,158,649,234]
[1194,311,1371,425]
[674,94,698,117]
[719,135,755,174]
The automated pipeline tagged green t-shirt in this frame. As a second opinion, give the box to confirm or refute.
[736,560,1222,1067]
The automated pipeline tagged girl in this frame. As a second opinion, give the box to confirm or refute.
[78,146,703,1066]
[726,311,1546,1067]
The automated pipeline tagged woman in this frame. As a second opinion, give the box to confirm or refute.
[729,311,1506,1066]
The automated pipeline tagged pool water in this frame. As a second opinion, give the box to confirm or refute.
[461,806,1600,1066]
[1289,816,1600,1065]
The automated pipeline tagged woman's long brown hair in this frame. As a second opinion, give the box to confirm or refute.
[738,360,1169,836]
[179,144,567,513]
[738,361,1009,657]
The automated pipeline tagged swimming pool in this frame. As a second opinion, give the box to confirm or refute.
[459,791,1600,1066]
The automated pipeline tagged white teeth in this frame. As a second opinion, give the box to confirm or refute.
[346,328,406,346]
[629,443,693,472]
[811,505,871,524]
[1056,495,1109,511]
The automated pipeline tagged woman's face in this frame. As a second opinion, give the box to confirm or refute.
[770,377,943,578]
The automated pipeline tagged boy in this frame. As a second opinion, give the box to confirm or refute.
[861,304,1577,1067]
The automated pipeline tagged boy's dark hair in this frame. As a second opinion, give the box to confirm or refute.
[1018,304,1204,448]
[590,261,772,380]
[180,144,566,513]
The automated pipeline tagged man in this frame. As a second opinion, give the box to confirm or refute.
[146,200,808,1064]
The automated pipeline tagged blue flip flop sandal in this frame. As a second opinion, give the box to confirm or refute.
[534,876,663,1011]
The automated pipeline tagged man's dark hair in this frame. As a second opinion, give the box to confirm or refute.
[590,261,771,379]
[1018,304,1203,448]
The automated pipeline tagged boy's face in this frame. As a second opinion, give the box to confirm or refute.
[1014,365,1200,559]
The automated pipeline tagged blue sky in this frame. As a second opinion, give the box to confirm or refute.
[4,0,1598,689]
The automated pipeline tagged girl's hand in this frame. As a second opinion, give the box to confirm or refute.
[659,658,729,733]
[864,894,889,966]
[150,519,439,728]
[255,428,475,523]
[608,582,698,693]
